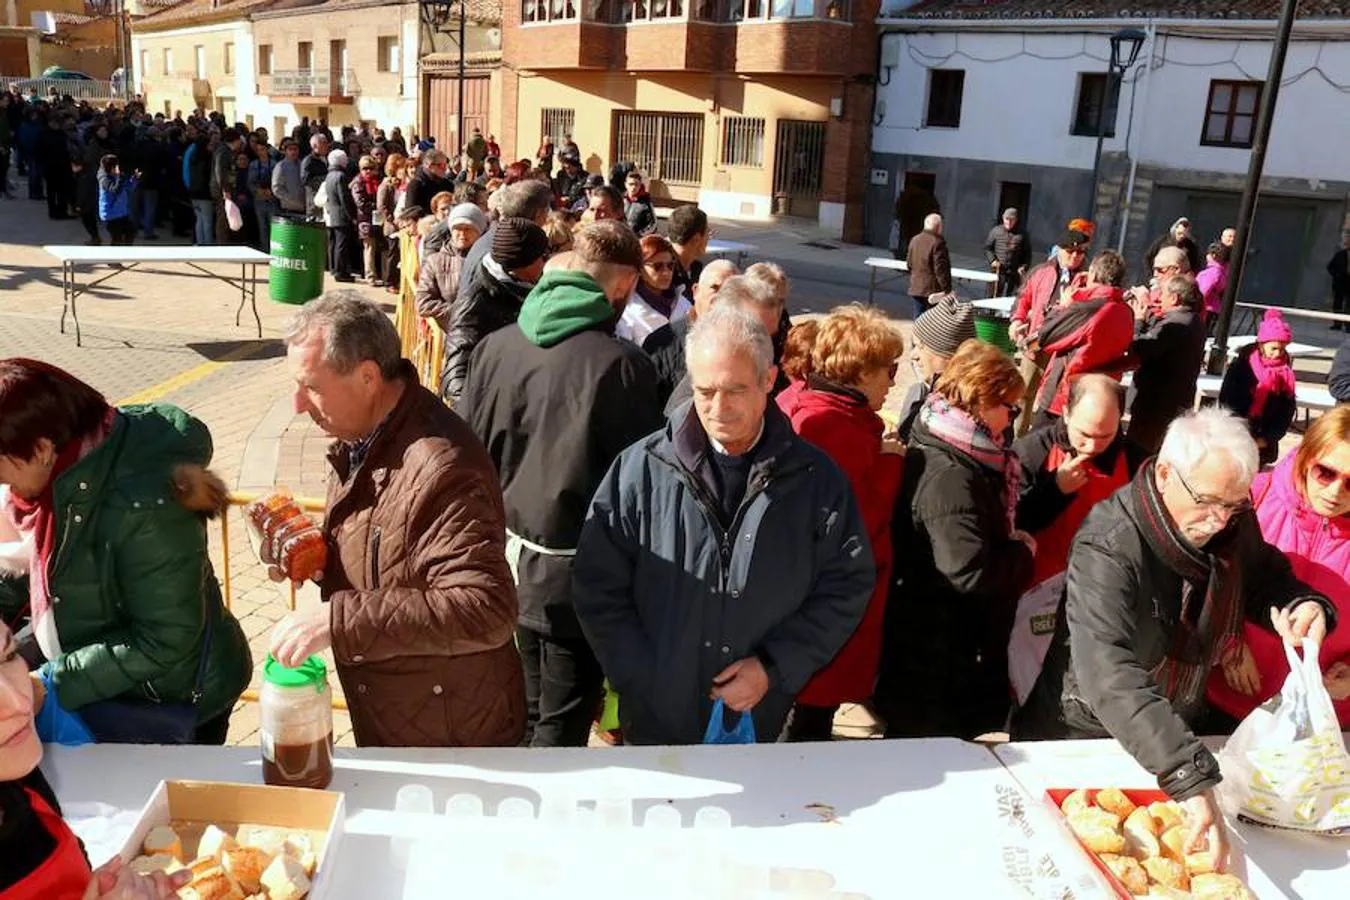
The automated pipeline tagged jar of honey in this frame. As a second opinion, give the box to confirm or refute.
[260,654,334,790]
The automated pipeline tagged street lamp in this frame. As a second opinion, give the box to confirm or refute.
[1086,27,1146,236]
[419,0,468,152]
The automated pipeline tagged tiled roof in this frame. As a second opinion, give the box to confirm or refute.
[421,49,502,70]
[889,1,1350,20]
[53,11,94,23]
[134,0,274,27]
[253,0,500,23]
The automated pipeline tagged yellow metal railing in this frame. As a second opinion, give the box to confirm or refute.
[392,231,446,395]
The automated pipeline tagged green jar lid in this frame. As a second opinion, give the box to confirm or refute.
[264,654,328,691]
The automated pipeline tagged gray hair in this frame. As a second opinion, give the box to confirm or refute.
[422,149,448,167]
[309,133,329,151]
[283,290,403,380]
[327,149,347,169]
[924,213,943,231]
[697,259,737,291]
[1154,246,1190,274]
[1158,407,1259,488]
[744,261,790,305]
[497,180,555,222]
[713,274,781,314]
[685,304,774,382]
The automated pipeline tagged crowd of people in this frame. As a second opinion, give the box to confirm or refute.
[3,93,1350,897]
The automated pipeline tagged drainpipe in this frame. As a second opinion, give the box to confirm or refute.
[1117,21,1156,255]
[862,29,892,247]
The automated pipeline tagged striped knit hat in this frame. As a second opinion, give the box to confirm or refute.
[913,294,976,356]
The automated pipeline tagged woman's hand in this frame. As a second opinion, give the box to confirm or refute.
[880,438,905,456]
[1324,661,1350,701]
[82,857,191,899]
[1271,602,1328,649]
[1221,641,1261,696]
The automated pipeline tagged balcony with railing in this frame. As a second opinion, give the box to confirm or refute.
[262,69,358,104]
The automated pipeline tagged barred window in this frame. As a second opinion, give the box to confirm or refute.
[522,0,579,21]
[720,116,765,168]
[613,111,704,186]
[541,108,575,145]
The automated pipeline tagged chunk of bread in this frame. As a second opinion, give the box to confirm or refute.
[1142,856,1190,891]
[1191,872,1255,900]
[282,833,312,860]
[128,854,182,876]
[1149,801,1185,832]
[198,824,239,861]
[1144,888,1193,900]
[186,858,223,879]
[260,853,312,900]
[235,824,287,857]
[1100,853,1149,895]
[1096,788,1138,819]
[1061,789,1092,816]
[1159,826,1188,863]
[1185,851,1218,875]
[142,825,182,862]
[181,868,245,900]
[222,846,274,895]
[1067,808,1127,855]
[1124,806,1161,859]
[298,851,318,878]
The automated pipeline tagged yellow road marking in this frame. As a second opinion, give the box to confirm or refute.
[115,342,265,406]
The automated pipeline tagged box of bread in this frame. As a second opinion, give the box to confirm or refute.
[1048,788,1254,900]
[115,780,345,900]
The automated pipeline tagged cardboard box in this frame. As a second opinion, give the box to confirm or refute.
[117,780,345,899]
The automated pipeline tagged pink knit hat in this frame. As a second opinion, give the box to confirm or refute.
[1257,309,1292,344]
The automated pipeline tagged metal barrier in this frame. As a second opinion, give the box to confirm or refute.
[392,232,446,395]
[0,76,121,101]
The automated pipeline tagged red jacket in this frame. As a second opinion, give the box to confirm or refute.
[1206,452,1350,726]
[1012,261,1069,337]
[1034,285,1137,416]
[779,380,903,705]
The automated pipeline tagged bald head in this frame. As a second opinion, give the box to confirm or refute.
[694,259,738,318]
[924,213,943,234]
[1064,374,1124,459]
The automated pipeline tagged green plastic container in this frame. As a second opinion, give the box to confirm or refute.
[974,313,1016,355]
[269,216,326,305]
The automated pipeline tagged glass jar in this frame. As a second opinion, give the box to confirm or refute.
[260,654,334,790]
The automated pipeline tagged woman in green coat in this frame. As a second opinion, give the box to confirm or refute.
[0,359,251,744]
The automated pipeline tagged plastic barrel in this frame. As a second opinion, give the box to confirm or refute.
[269,216,326,305]
[974,313,1016,355]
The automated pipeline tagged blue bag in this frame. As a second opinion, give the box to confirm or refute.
[33,672,94,747]
[702,698,756,745]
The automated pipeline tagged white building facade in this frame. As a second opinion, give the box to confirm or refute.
[866,2,1350,310]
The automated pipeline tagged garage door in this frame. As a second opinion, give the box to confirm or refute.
[423,74,490,152]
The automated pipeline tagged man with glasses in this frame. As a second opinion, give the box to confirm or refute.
[1009,228,1090,436]
[1013,408,1334,875]
[1126,274,1207,455]
[408,149,453,216]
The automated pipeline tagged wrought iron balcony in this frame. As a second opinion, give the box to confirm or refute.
[263,69,358,103]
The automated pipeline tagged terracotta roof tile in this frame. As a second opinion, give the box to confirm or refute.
[53,11,94,22]
[890,1,1350,20]
[135,0,274,26]
[254,0,500,23]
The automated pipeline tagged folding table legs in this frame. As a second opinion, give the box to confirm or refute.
[58,261,83,347]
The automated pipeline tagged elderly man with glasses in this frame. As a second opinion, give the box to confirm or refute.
[1009,228,1090,436]
[1013,407,1335,877]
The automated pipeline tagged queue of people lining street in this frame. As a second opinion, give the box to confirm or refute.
[4,94,1350,897]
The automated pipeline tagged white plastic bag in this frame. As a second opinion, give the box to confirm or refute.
[1217,637,1350,834]
[224,196,244,232]
[1008,572,1066,705]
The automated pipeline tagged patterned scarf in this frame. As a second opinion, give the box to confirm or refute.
[919,394,1021,531]
[1130,462,1243,709]
[1247,346,1295,420]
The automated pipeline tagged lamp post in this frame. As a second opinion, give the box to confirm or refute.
[419,0,468,151]
[1087,27,1146,236]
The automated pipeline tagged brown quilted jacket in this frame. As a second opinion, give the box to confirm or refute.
[321,363,525,747]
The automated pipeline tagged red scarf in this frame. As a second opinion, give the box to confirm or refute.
[4,409,114,629]
[358,171,380,196]
[1247,346,1295,420]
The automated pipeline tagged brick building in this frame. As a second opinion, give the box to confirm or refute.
[500,0,878,239]
[130,0,268,120]
[1,0,89,76]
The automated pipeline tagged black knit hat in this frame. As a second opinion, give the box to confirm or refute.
[912,294,976,356]
[491,217,550,271]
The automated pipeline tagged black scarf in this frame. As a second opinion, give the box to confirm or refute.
[1129,463,1243,708]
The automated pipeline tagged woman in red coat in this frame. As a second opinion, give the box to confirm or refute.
[778,305,905,741]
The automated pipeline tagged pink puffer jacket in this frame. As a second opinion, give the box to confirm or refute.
[1206,451,1350,726]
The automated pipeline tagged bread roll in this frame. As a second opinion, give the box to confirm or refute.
[260,853,312,900]
[181,869,245,900]
[1185,851,1217,875]
[198,824,238,861]
[222,846,273,895]
[186,858,223,879]
[1061,789,1092,816]
[236,824,287,857]
[1159,826,1187,863]
[1124,806,1161,859]
[298,851,318,878]
[1096,788,1138,819]
[282,833,313,860]
[128,854,181,876]
[1142,856,1190,891]
[1191,873,1255,900]
[1150,801,1184,832]
[142,825,182,862]
[1100,853,1148,895]
[1067,808,1127,855]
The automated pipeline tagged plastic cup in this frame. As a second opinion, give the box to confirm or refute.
[390,784,435,869]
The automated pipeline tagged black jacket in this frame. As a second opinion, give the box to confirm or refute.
[185,139,213,200]
[1144,233,1204,279]
[1012,472,1335,800]
[642,316,689,409]
[459,319,664,640]
[984,223,1030,271]
[573,403,874,744]
[1218,344,1297,463]
[553,168,586,209]
[0,769,73,891]
[301,152,327,212]
[1328,248,1350,297]
[441,259,534,406]
[1013,421,1146,535]
[1331,338,1350,404]
[1126,306,1206,454]
[625,191,657,235]
[456,222,496,299]
[875,417,1035,739]
[408,167,452,216]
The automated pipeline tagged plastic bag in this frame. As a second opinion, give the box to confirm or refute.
[1217,637,1350,834]
[702,698,756,745]
[1008,572,1066,705]
[33,671,94,747]
[225,196,244,232]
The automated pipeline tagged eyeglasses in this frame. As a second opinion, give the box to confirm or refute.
[1174,469,1253,515]
[1063,246,1087,257]
[1153,265,1178,274]
[1311,462,1350,493]
[645,260,675,272]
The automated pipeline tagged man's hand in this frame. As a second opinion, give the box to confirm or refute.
[1010,529,1038,558]
[711,657,769,713]
[990,260,1001,272]
[83,856,191,899]
[1054,453,1095,494]
[880,438,905,456]
[1324,661,1350,701]
[1271,602,1327,649]
[1181,791,1230,874]
[270,605,332,668]
[1128,286,1151,321]
[1222,641,1262,697]
[1008,320,1029,347]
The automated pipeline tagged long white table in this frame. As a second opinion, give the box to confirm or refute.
[44,245,270,347]
[706,239,758,267]
[45,740,1081,899]
[994,739,1350,900]
[864,256,998,305]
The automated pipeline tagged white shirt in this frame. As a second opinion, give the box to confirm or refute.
[616,286,692,347]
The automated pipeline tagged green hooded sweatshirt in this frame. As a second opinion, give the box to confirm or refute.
[517,269,617,348]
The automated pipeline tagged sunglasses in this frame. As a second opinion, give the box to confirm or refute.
[1063,246,1087,256]
[1311,462,1350,492]
[1153,265,1178,274]
[645,260,675,272]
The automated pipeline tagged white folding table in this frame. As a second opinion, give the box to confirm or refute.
[864,256,998,305]
[706,239,758,267]
[44,245,271,346]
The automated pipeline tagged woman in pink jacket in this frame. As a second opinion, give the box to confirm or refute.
[1196,241,1229,329]
[1206,406,1350,730]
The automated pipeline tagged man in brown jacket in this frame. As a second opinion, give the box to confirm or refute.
[271,290,525,748]
[905,212,952,320]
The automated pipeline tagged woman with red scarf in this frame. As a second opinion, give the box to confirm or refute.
[351,154,385,286]
[0,360,251,746]
[1219,309,1297,466]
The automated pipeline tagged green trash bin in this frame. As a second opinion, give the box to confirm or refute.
[269,215,326,305]
[974,313,1016,355]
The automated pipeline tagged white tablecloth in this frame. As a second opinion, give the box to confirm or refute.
[45,740,1067,899]
[994,739,1350,900]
